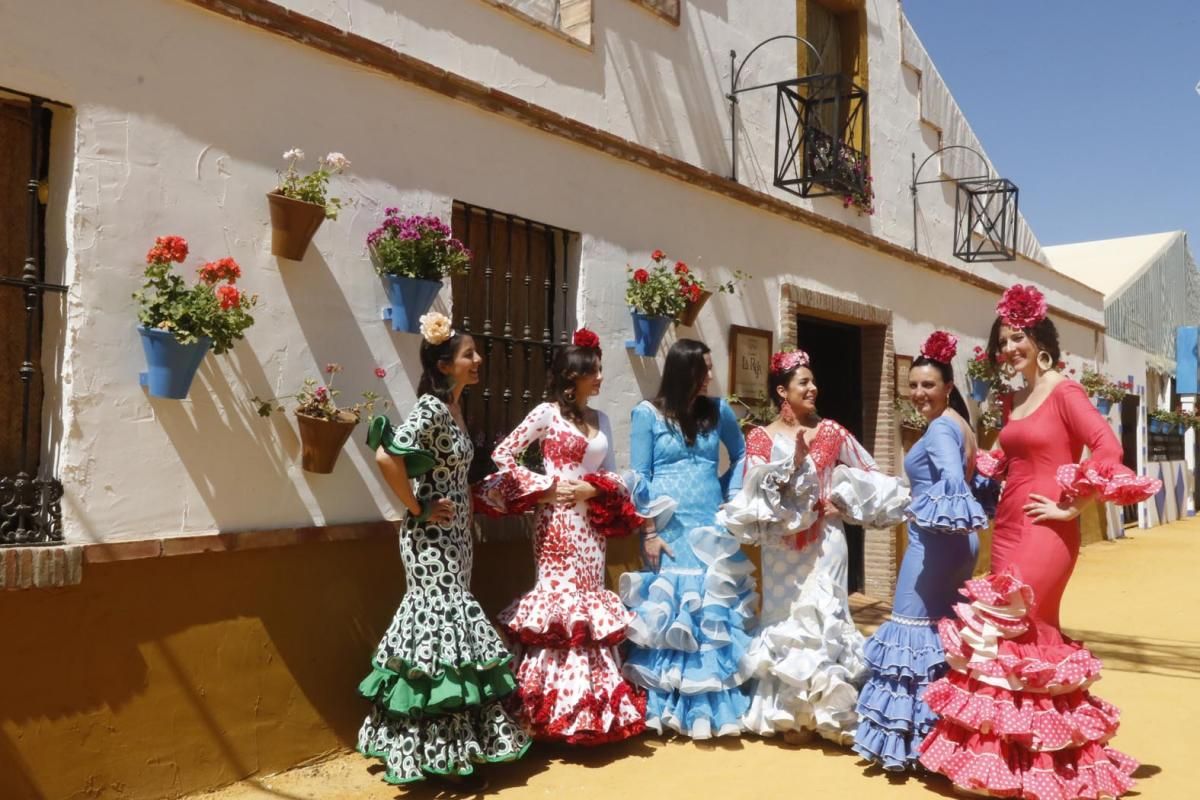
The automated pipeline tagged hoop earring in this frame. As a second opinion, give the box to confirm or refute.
[1037,351,1054,372]
[564,387,576,402]
[779,402,797,424]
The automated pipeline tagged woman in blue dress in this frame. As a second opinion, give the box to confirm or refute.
[852,331,986,770]
[619,338,756,739]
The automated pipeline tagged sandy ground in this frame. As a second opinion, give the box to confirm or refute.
[188,518,1200,800]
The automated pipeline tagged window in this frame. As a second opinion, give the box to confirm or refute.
[450,202,578,482]
[483,0,593,47]
[0,87,66,546]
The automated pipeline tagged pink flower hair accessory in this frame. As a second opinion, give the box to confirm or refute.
[572,327,601,350]
[996,284,1047,329]
[769,349,810,375]
[920,331,958,364]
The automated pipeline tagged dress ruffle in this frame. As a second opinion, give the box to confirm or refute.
[473,467,554,517]
[624,470,677,531]
[359,659,518,718]
[499,587,631,647]
[620,525,757,738]
[582,471,644,539]
[976,448,1009,480]
[716,454,820,546]
[907,476,988,533]
[512,645,646,744]
[742,572,867,744]
[829,465,912,528]
[919,570,1137,797]
[1056,459,1162,505]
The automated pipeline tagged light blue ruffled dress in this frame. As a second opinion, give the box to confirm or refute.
[852,415,985,770]
[618,398,755,739]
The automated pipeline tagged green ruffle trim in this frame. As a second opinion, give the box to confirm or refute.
[358,657,517,718]
[366,415,435,476]
[360,738,533,784]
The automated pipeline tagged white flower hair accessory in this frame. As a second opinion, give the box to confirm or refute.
[418,311,454,345]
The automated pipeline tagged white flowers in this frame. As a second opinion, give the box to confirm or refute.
[282,147,305,161]
[323,152,350,172]
[418,311,453,345]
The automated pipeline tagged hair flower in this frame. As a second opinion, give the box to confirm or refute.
[996,284,1047,329]
[572,328,601,350]
[769,349,810,375]
[920,330,958,363]
[418,311,453,345]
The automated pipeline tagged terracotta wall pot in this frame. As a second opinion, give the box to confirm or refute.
[676,290,712,327]
[297,412,358,473]
[267,192,326,260]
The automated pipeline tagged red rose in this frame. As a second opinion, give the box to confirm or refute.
[633,269,649,284]
[216,284,240,310]
[572,328,601,349]
[651,249,665,261]
[675,261,689,275]
[919,330,958,363]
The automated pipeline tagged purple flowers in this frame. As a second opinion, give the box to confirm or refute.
[368,209,472,280]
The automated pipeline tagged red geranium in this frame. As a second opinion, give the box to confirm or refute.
[675,261,689,275]
[920,330,958,364]
[651,249,664,261]
[199,257,242,285]
[374,367,387,378]
[572,327,601,349]
[633,268,649,284]
[685,283,702,302]
[146,235,189,265]
[996,284,1047,329]
[217,284,241,311]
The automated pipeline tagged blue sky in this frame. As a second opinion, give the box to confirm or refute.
[900,1,1200,247]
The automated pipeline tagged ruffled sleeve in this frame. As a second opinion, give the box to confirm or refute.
[829,464,911,528]
[717,427,820,546]
[1054,382,1161,504]
[906,418,988,534]
[473,403,556,517]
[580,412,644,538]
[366,397,439,476]
[626,402,677,530]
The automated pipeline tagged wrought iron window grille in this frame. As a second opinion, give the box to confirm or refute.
[910,145,1020,263]
[0,85,69,547]
[727,36,870,201]
[449,201,577,484]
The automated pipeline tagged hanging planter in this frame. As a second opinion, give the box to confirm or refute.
[627,310,672,357]
[268,148,349,261]
[138,327,212,399]
[1149,418,1164,434]
[297,411,359,473]
[1094,397,1112,416]
[382,275,443,333]
[969,378,991,404]
[267,192,327,260]
[676,290,712,327]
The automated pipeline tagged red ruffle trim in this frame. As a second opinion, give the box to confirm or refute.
[940,621,1104,693]
[583,472,644,538]
[473,469,553,517]
[976,448,1009,480]
[1056,459,1162,505]
[517,681,647,746]
[501,589,631,648]
[925,672,1121,751]
[510,619,626,648]
[919,724,1137,800]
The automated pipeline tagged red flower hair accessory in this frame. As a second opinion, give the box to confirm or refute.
[769,349,810,375]
[572,327,601,350]
[996,284,1047,329]
[920,330,958,363]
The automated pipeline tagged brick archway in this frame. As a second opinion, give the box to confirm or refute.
[779,284,898,598]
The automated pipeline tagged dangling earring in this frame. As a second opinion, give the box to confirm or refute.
[779,402,797,424]
[564,387,576,402]
[1037,351,1054,373]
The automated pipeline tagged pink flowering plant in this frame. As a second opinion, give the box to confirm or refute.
[841,152,875,215]
[134,235,257,355]
[368,209,472,280]
[275,148,350,220]
[627,250,687,319]
[253,363,387,423]
[1080,366,1129,403]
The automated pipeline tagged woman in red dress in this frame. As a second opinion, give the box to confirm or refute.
[919,284,1160,799]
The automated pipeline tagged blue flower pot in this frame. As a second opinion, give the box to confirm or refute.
[1177,423,1187,435]
[138,326,212,399]
[970,378,990,403]
[625,310,672,357]
[382,275,442,333]
[1150,419,1164,434]
[1095,397,1112,415]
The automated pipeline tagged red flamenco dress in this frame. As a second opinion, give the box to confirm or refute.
[475,402,647,744]
[919,381,1160,799]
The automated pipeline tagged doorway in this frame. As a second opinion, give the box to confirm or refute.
[1119,395,1140,527]
[795,314,865,593]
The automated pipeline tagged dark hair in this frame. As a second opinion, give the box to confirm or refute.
[654,338,717,446]
[986,316,1061,369]
[911,355,971,423]
[549,345,602,423]
[768,361,811,410]
[417,332,471,402]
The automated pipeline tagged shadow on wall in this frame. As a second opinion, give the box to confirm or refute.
[0,536,404,800]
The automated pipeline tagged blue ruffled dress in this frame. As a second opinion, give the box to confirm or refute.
[618,399,755,739]
[852,416,985,770]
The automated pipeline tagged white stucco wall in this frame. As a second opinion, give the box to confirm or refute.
[0,0,1106,544]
